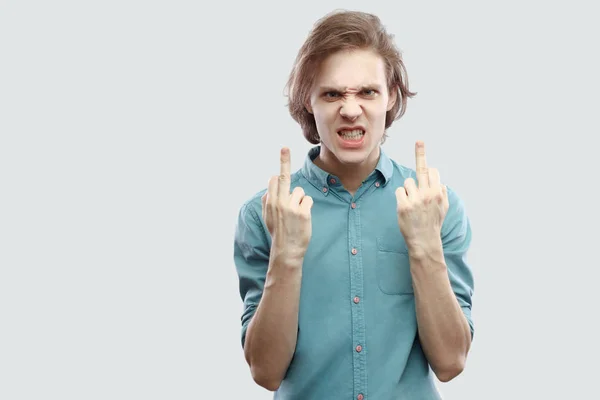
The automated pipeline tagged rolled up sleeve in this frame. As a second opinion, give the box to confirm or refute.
[233,200,270,348]
[441,187,475,340]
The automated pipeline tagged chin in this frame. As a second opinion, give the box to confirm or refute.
[334,137,380,163]
[333,150,371,165]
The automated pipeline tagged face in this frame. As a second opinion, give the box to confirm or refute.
[306,48,397,167]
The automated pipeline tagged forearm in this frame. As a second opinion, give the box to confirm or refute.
[409,243,471,382]
[244,257,303,391]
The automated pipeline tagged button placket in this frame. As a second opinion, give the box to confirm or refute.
[347,187,365,398]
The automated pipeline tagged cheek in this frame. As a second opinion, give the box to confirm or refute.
[366,102,389,120]
[313,106,335,125]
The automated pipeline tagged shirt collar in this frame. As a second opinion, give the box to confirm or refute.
[301,145,394,190]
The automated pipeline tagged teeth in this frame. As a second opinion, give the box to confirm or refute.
[338,129,365,139]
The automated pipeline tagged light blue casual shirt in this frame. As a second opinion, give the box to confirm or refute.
[233,145,474,399]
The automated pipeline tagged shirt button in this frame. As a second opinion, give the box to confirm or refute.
[330,178,336,184]
[356,345,362,352]
[375,182,380,187]
[322,187,328,193]
[353,296,360,304]
[351,202,356,209]
[351,248,358,255]
[357,394,364,400]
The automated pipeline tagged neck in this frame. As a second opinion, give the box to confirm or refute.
[314,146,381,193]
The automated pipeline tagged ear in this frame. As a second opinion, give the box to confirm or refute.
[305,99,314,114]
[386,86,398,112]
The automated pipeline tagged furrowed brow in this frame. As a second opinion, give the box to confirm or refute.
[318,84,383,92]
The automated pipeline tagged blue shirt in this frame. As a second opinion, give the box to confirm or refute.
[233,146,474,399]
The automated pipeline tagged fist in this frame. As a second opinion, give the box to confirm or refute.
[395,141,449,253]
[261,147,314,262]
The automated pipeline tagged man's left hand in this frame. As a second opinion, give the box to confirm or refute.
[395,141,449,256]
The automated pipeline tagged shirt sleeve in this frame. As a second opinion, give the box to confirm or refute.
[441,186,475,340]
[233,199,270,348]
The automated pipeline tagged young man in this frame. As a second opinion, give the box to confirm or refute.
[233,10,475,399]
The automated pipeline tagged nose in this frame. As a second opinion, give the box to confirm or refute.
[339,98,362,121]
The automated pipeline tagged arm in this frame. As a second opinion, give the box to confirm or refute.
[396,141,475,383]
[233,147,313,391]
[406,184,475,382]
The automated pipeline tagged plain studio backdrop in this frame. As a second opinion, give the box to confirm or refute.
[1,0,599,399]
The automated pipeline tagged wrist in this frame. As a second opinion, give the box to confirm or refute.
[266,259,303,288]
[407,236,444,261]
[269,252,304,270]
[271,239,307,268]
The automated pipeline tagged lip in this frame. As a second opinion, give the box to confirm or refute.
[336,125,366,133]
[336,126,366,149]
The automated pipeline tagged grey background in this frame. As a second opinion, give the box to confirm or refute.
[1,0,599,399]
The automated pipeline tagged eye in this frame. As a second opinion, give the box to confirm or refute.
[362,89,377,96]
[324,91,340,98]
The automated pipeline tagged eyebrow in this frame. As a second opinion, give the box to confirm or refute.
[318,84,383,92]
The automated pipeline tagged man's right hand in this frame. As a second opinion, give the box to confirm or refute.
[261,147,314,265]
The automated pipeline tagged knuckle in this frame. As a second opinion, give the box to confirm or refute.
[307,196,314,206]
[397,205,410,215]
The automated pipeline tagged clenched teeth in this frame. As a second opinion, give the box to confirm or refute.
[338,129,365,139]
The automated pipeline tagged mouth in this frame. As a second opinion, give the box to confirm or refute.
[337,128,366,141]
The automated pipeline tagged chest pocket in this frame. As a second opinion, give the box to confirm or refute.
[375,236,414,295]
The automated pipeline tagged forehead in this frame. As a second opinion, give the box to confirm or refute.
[314,48,388,88]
